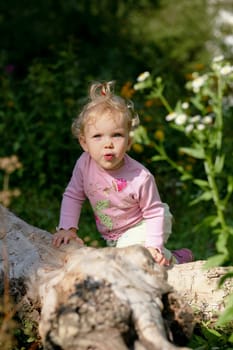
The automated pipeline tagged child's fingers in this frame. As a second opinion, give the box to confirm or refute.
[63,236,71,245]
[75,237,84,245]
[52,235,64,248]
[156,255,170,266]
[146,247,171,266]
[52,231,84,248]
[154,252,171,266]
[52,231,69,247]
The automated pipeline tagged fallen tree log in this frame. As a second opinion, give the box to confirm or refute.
[0,205,232,350]
[167,260,233,323]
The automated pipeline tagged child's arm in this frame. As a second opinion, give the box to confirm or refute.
[138,174,172,265]
[52,227,84,248]
[58,158,86,231]
[54,156,87,248]
[139,174,165,246]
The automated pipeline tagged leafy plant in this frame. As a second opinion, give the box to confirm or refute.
[188,321,233,349]
[134,57,233,266]
[133,56,233,326]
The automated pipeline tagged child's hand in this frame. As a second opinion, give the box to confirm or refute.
[146,247,171,266]
[52,228,84,248]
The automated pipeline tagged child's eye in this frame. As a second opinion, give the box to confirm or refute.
[113,133,123,137]
[93,134,101,138]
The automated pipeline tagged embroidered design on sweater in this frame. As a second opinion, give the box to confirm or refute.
[112,178,127,192]
[94,200,113,230]
[93,178,127,230]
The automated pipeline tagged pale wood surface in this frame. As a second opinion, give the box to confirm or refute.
[0,205,232,349]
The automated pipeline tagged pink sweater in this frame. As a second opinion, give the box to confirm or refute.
[58,152,165,249]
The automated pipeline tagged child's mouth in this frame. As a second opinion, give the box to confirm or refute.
[104,154,114,161]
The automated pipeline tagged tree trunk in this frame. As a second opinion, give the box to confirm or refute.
[0,205,232,350]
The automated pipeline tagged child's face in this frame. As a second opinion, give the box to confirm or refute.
[79,112,131,170]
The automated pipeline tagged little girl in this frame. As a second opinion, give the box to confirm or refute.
[52,81,194,266]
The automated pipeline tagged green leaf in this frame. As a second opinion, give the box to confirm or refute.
[151,155,166,162]
[193,179,210,189]
[219,272,233,287]
[229,332,233,343]
[179,146,205,159]
[214,154,225,173]
[187,334,207,348]
[27,336,36,343]
[217,293,233,326]
[133,125,150,145]
[190,95,205,112]
[189,191,213,205]
[180,173,193,181]
[214,230,233,263]
[193,215,219,231]
[216,232,230,255]
[204,254,227,268]
[134,78,152,91]
[202,325,221,339]
[227,175,233,195]
[210,217,221,227]
[200,322,226,347]
[222,232,233,262]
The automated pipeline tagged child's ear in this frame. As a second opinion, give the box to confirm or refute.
[78,135,88,152]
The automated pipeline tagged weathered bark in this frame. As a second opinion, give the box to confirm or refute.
[0,205,232,349]
[167,260,233,322]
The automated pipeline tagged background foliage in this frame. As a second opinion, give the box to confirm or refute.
[0,0,232,252]
[0,1,233,347]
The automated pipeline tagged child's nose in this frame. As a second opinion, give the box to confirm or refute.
[104,137,114,148]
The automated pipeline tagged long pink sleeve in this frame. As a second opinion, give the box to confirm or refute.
[58,159,86,230]
[138,174,165,249]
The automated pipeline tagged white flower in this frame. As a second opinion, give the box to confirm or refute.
[197,123,205,131]
[166,112,187,125]
[213,55,224,63]
[212,62,221,72]
[182,102,189,109]
[133,83,141,91]
[220,65,233,76]
[190,115,201,123]
[165,112,177,122]
[191,75,207,93]
[175,113,187,125]
[185,124,194,133]
[203,115,213,124]
[137,71,150,82]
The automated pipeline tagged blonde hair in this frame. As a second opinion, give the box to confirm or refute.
[72,81,140,138]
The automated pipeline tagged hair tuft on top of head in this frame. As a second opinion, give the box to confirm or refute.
[89,81,115,100]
